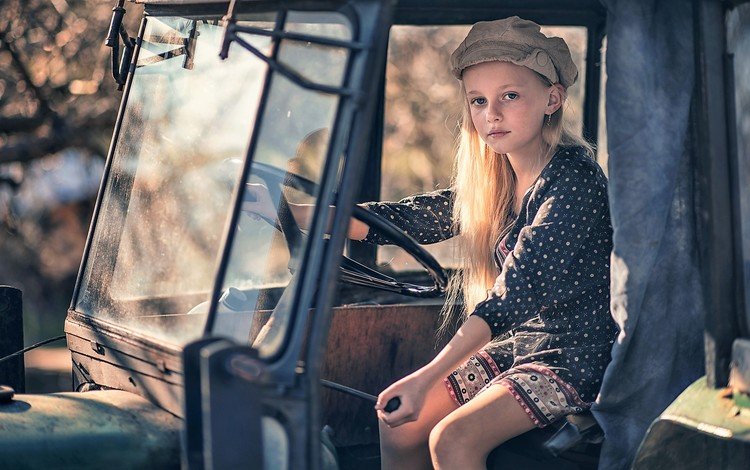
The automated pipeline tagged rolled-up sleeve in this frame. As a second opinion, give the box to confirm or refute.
[360,189,454,245]
[472,162,610,338]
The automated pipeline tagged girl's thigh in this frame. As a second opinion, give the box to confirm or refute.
[379,377,459,450]
[430,383,537,458]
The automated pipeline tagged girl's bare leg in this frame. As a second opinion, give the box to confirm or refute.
[428,383,536,469]
[379,378,458,470]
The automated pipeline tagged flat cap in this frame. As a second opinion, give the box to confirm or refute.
[450,17,578,88]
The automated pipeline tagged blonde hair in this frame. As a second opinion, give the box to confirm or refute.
[439,73,593,336]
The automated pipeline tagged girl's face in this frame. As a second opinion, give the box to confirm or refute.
[462,61,562,158]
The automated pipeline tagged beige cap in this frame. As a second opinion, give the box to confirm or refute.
[450,17,578,88]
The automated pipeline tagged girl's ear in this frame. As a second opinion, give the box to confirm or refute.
[546,84,566,114]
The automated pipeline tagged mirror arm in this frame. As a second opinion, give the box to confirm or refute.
[105,0,135,90]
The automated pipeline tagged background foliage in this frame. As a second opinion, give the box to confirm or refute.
[0,0,142,341]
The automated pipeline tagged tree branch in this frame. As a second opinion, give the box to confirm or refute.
[0,115,47,133]
[0,113,115,164]
[0,133,72,164]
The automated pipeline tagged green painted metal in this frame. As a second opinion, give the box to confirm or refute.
[633,378,750,469]
[0,390,181,469]
[734,390,750,410]
[657,378,750,442]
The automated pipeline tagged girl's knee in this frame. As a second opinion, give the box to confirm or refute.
[428,418,475,467]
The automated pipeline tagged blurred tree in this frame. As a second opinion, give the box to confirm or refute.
[0,0,142,163]
[0,0,142,341]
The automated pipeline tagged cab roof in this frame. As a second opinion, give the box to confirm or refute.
[129,0,605,26]
[127,0,603,12]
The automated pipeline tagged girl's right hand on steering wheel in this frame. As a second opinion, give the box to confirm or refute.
[375,372,433,428]
[242,183,276,221]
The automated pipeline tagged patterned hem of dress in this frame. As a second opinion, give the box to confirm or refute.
[444,358,590,428]
[444,350,502,406]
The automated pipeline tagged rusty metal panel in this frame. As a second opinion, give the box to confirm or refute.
[65,312,184,372]
[70,351,184,417]
[320,303,446,446]
[65,312,186,415]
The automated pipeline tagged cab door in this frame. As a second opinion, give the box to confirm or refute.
[182,1,393,469]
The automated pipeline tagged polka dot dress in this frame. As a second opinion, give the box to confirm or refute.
[361,190,454,245]
[363,146,618,404]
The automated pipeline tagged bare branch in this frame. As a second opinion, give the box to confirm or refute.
[0,112,114,164]
[0,115,47,133]
[0,133,72,164]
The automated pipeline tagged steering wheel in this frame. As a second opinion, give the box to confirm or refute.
[247,161,448,298]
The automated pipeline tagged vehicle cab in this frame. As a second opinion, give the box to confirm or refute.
[1,0,750,469]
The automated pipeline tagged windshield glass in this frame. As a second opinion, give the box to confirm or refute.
[216,11,352,357]
[74,12,352,349]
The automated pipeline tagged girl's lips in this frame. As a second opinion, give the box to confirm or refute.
[488,130,510,138]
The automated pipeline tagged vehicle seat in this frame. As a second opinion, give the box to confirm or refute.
[487,411,604,470]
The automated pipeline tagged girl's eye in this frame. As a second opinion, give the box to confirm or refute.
[503,92,519,100]
[470,97,487,106]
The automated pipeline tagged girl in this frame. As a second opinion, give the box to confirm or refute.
[245,16,617,469]
[356,17,618,469]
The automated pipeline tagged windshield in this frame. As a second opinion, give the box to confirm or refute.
[74,11,352,350]
[217,11,352,357]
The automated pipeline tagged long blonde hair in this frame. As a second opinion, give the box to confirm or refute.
[439,73,593,336]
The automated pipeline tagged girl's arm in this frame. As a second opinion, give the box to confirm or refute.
[359,189,454,245]
[375,315,492,427]
[244,184,455,243]
[293,189,457,245]
[287,202,370,241]
[242,184,370,240]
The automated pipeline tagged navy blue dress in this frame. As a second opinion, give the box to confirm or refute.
[363,146,618,425]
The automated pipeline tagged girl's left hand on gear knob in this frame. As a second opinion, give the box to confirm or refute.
[375,372,431,428]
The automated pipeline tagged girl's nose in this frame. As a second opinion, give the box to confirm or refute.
[486,101,502,122]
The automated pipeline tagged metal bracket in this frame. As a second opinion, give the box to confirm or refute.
[105,0,135,90]
[544,411,604,456]
[730,338,750,395]
[0,287,24,393]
